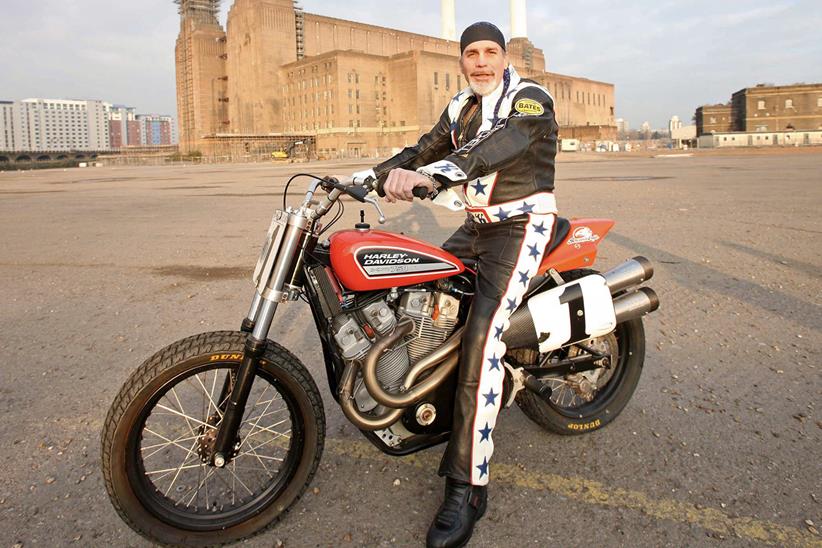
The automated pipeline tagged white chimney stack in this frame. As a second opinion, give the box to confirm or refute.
[510,0,527,38]
[441,0,457,41]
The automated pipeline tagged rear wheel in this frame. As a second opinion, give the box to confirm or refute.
[513,269,646,435]
[101,331,325,546]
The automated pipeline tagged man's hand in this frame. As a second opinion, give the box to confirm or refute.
[383,168,434,203]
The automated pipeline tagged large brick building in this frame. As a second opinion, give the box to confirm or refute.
[696,83,822,136]
[695,104,733,136]
[175,0,617,157]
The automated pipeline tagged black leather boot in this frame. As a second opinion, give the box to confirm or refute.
[426,478,487,548]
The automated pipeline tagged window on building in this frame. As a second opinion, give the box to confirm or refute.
[434,72,439,88]
[757,100,765,110]
[785,99,793,109]
[445,73,450,91]
[709,117,716,124]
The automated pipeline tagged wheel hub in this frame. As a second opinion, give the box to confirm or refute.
[564,332,618,402]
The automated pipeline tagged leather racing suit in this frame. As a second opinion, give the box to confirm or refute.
[373,64,559,486]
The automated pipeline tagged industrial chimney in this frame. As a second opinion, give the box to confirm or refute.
[510,0,527,38]
[441,0,457,41]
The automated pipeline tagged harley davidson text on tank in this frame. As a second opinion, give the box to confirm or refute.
[101,174,659,545]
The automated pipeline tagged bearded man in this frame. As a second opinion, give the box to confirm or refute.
[355,21,559,547]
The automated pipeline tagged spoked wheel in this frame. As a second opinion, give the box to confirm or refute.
[102,331,325,546]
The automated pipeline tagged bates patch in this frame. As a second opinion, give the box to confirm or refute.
[514,98,545,116]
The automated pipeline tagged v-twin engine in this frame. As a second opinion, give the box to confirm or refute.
[331,290,460,413]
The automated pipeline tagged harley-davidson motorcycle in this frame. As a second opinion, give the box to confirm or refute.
[101,174,659,545]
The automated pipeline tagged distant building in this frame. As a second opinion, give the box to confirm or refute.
[616,118,629,136]
[695,104,733,136]
[732,83,822,132]
[698,130,822,148]
[668,115,682,136]
[0,98,109,151]
[640,121,651,138]
[671,124,696,149]
[0,101,16,150]
[136,114,173,145]
[696,83,822,136]
[107,107,174,148]
[108,105,137,148]
[175,0,617,157]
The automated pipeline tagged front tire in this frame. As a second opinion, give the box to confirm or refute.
[101,331,325,546]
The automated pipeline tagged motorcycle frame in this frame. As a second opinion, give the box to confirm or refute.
[209,178,620,464]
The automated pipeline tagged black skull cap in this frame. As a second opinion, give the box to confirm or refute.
[460,21,507,53]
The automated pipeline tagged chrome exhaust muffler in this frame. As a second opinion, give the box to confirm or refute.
[613,287,659,323]
[503,257,658,350]
[602,256,654,293]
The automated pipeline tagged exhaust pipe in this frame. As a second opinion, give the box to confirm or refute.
[613,287,659,323]
[503,257,658,350]
[602,256,653,294]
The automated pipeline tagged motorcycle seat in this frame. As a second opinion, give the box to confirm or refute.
[549,217,571,255]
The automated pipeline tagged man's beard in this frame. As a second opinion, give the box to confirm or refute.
[468,77,500,97]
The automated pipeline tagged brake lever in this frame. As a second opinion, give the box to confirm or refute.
[363,196,386,224]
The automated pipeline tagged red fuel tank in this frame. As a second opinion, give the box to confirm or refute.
[329,229,464,291]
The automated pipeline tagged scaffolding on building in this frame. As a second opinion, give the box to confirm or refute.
[294,1,305,60]
[174,0,221,24]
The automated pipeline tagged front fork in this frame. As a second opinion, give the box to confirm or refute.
[211,292,278,466]
[209,205,313,466]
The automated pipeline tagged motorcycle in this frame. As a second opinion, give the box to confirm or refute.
[101,174,659,545]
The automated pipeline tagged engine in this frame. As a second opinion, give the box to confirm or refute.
[331,289,460,413]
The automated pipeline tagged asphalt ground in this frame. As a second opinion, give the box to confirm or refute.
[0,150,820,547]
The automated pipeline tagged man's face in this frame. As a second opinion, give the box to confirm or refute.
[459,40,508,97]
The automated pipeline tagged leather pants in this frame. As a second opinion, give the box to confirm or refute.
[439,213,556,485]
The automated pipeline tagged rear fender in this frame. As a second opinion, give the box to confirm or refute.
[539,218,614,274]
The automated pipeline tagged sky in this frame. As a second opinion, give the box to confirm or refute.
[1,0,820,129]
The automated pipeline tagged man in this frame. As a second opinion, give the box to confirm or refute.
[355,22,558,548]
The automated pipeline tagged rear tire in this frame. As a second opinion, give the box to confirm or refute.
[514,269,646,435]
[101,331,325,546]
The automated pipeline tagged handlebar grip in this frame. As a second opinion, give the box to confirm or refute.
[375,178,432,199]
[412,186,430,199]
[375,178,386,198]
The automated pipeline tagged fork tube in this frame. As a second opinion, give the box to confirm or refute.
[212,335,268,465]
[251,298,279,341]
[241,292,263,333]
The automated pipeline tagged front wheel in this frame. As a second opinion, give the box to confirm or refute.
[101,331,325,546]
